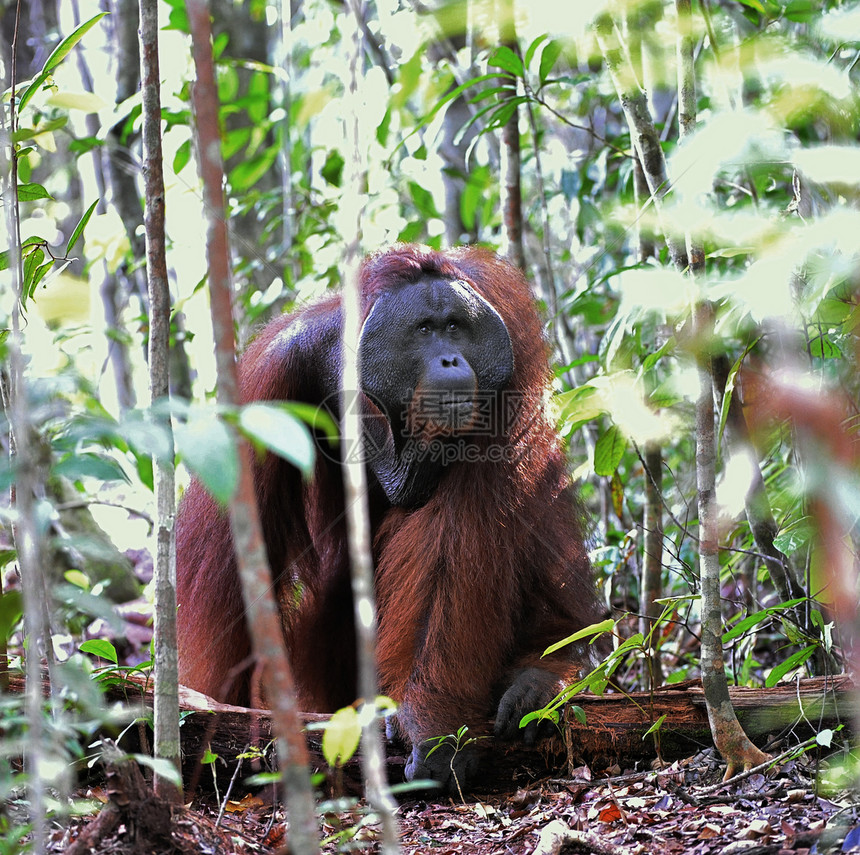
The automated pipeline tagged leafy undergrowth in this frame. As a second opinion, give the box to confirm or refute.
[52,748,856,855]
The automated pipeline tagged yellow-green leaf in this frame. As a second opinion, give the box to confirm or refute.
[46,91,106,113]
[594,424,626,477]
[321,707,361,768]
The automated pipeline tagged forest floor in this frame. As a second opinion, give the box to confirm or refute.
[52,747,856,855]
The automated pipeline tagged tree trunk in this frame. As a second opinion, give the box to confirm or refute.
[640,443,665,688]
[677,0,769,778]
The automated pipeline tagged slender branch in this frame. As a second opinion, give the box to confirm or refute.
[529,90,630,158]
[185,2,319,849]
[139,0,181,803]
[341,2,400,850]
[2,6,48,848]
[498,0,524,270]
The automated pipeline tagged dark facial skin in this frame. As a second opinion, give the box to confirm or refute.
[357,276,514,507]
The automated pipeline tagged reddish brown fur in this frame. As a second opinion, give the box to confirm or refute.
[176,245,596,754]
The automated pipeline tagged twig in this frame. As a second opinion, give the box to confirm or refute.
[215,749,246,828]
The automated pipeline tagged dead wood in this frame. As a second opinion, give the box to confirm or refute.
[65,742,176,855]
[559,675,850,771]
[4,670,851,793]
[136,673,855,793]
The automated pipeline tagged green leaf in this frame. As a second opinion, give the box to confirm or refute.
[66,199,98,257]
[717,341,757,449]
[163,0,190,33]
[398,220,424,244]
[642,336,676,373]
[28,260,55,297]
[47,90,105,112]
[23,247,46,305]
[0,590,23,643]
[708,247,755,259]
[483,98,527,132]
[593,424,626,477]
[773,518,813,554]
[393,50,423,109]
[320,149,344,187]
[415,72,504,129]
[54,452,129,484]
[570,705,586,725]
[120,413,174,462]
[173,138,192,175]
[230,147,279,192]
[408,180,439,219]
[246,70,269,124]
[322,707,361,767]
[132,753,183,787]
[765,645,815,687]
[13,117,68,143]
[523,35,549,71]
[539,40,563,86]
[202,747,219,764]
[222,126,251,162]
[554,386,605,427]
[488,45,523,79]
[238,403,316,476]
[64,569,90,590]
[723,598,807,642]
[79,638,118,664]
[175,413,238,505]
[519,708,559,729]
[18,12,108,114]
[136,454,154,491]
[245,771,282,787]
[643,713,667,738]
[784,0,815,22]
[809,334,841,359]
[455,97,521,147]
[542,618,615,657]
[468,84,517,106]
[17,183,52,201]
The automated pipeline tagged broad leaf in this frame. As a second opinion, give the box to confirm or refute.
[238,403,316,476]
[175,414,238,504]
[80,638,118,664]
[594,424,626,477]
[322,707,361,767]
[18,13,108,113]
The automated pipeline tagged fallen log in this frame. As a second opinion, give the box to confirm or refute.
[4,670,851,793]
[559,675,850,771]
[143,674,857,792]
